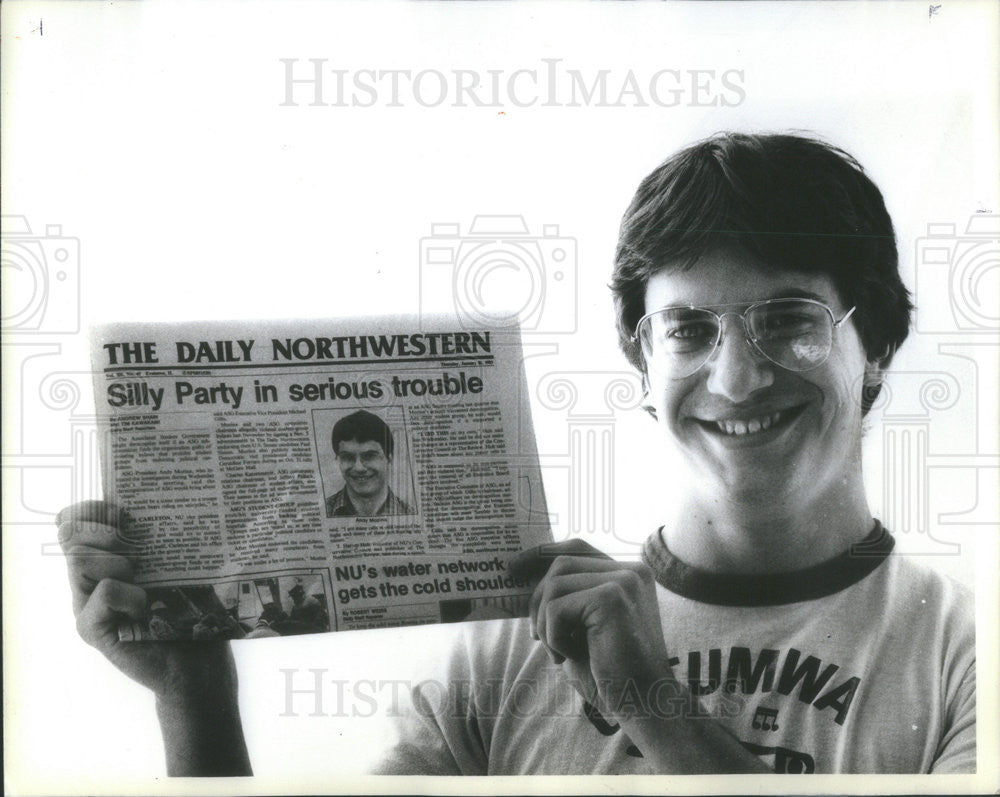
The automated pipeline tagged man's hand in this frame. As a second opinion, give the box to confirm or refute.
[509,539,671,719]
[58,500,251,775]
[58,499,232,698]
[509,539,768,774]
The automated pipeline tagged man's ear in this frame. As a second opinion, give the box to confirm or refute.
[875,343,895,370]
[640,373,658,421]
[861,345,893,410]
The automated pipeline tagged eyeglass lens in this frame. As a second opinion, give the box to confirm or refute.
[639,300,835,377]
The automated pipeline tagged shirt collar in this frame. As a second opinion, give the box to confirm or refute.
[641,521,894,606]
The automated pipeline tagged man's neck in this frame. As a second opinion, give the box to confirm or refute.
[347,485,389,517]
[665,478,874,575]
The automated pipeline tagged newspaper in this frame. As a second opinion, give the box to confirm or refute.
[90,316,551,640]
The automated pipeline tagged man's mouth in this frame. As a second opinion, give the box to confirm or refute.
[697,405,806,438]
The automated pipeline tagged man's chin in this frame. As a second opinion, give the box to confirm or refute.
[347,481,382,498]
[694,462,799,508]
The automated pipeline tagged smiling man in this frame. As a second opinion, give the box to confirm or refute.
[636,249,872,571]
[376,133,976,774]
[325,409,414,518]
[56,133,974,776]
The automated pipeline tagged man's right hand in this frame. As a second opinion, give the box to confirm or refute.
[57,499,233,699]
[58,500,252,775]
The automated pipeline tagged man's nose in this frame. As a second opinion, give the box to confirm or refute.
[703,315,775,402]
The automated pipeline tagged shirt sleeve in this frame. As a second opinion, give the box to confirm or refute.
[930,657,976,774]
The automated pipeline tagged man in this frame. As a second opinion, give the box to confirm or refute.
[57,132,973,775]
[324,409,414,518]
[373,133,974,774]
[284,582,329,635]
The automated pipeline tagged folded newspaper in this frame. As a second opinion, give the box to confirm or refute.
[91,316,552,640]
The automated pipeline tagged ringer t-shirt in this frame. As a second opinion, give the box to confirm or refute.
[377,524,975,774]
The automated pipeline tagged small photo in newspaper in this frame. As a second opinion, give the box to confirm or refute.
[119,572,333,641]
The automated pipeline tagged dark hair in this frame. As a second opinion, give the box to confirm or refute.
[610,132,912,412]
[331,410,394,458]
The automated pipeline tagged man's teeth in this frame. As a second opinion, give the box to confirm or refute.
[714,411,783,436]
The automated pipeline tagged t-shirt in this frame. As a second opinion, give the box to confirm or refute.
[377,524,975,774]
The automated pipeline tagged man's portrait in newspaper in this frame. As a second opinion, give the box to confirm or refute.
[319,409,416,519]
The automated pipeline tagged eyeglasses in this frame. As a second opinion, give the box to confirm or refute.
[632,297,857,379]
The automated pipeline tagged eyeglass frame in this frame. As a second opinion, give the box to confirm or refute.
[631,297,858,378]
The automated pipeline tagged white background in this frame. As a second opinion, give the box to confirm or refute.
[2,1,998,794]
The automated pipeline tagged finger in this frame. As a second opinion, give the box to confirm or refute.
[76,578,148,653]
[508,539,613,581]
[58,519,135,554]
[529,567,618,640]
[56,500,130,529]
[534,572,634,661]
[540,583,625,665]
[527,556,640,637]
[66,546,135,615]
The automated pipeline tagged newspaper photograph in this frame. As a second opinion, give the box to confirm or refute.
[90,316,551,639]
